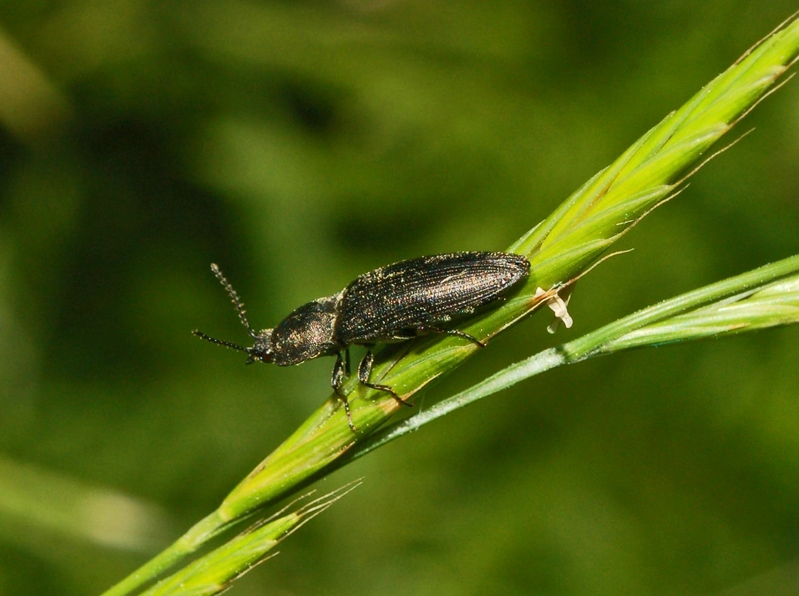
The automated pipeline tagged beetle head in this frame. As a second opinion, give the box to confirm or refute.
[193,263,276,365]
[244,329,275,364]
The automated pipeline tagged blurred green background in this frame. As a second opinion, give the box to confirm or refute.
[1,2,798,595]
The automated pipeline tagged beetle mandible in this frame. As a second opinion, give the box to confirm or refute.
[193,251,530,431]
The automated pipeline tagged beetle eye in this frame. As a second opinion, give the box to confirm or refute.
[246,330,274,364]
[246,349,274,364]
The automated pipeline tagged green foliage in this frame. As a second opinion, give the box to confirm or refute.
[1,3,798,596]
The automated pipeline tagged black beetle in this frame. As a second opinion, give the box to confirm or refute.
[194,251,530,430]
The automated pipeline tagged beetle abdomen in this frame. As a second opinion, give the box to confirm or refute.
[334,251,529,344]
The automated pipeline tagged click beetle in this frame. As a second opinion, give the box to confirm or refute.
[193,251,530,430]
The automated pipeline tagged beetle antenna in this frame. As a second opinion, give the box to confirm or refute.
[192,329,248,353]
[209,263,258,339]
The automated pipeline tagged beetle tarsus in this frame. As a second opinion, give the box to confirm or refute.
[332,352,358,431]
[417,325,487,347]
[358,351,414,408]
[339,394,356,432]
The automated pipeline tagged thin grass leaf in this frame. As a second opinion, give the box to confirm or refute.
[137,483,359,596]
[595,264,799,353]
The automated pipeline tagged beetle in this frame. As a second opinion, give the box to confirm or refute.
[193,251,530,430]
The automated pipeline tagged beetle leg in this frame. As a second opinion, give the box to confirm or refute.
[417,325,487,347]
[358,350,413,408]
[331,352,356,432]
